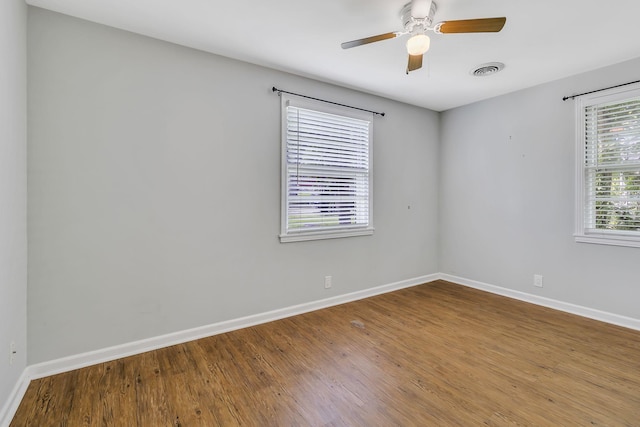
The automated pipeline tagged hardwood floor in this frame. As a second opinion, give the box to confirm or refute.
[11,280,640,426]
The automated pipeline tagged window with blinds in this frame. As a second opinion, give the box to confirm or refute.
[576,83,640,247]
[280,94,373,242]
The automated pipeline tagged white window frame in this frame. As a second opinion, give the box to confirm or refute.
[575,82,640,248]
[279,94,374,243]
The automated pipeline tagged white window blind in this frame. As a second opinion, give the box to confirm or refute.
[280,95,373,242]
[576,83,640,247]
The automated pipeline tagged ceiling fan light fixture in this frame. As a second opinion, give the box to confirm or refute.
[406,34,430,55]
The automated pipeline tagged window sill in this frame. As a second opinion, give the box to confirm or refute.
[575,233,640,248]
[280,227,374,243]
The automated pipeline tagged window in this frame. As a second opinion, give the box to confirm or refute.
[575,83,640,247]
[280,94,373,242]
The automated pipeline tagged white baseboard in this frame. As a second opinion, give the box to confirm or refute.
[26,273,439,381]
[0,369,30,427]
[439,273,640,332]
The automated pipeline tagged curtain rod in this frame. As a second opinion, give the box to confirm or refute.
[562,79,640,101]
[272,87,385,117]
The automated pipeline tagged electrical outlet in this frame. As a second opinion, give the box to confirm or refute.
[10,341,16,365]
[324,276,332,289]
[534,274,544,288]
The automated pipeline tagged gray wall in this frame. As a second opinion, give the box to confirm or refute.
[27,8,440,364]
[440,57,640,320]
[0,0,28,408]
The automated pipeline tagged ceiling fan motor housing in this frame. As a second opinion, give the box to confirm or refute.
[401,1,437,33]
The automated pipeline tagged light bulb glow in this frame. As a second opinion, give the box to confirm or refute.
[406,34,430,55]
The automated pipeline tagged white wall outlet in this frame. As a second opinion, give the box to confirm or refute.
[324,275,332,289]
[534,274,544,288]
[10,341,16,365]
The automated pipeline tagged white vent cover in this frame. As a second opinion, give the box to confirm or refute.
[471,62,505,76]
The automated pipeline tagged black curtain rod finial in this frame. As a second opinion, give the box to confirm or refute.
[272,86,385,117]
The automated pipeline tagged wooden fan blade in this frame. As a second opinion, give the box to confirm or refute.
[406,54,423,74]
[436,17,506,34]
[341,32,399,49]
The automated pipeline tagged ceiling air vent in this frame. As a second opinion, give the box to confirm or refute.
[471,62,505,76]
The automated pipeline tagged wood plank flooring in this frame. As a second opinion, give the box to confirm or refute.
[10,280,640,426]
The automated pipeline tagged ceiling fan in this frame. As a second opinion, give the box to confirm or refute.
[341,0,506,74]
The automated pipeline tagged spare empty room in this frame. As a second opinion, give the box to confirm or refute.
[2,0,640,425]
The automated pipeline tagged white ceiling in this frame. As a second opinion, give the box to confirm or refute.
[26,0,640,111]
